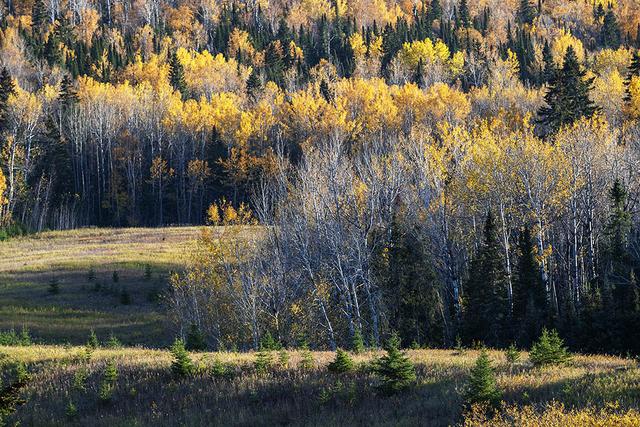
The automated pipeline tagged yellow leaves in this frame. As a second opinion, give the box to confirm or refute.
[176,48,251,97]
[227,29,256,61]
[187,159,210,183]
[287,0,332,28]
[552,29,584,65]
[423,82,471,123]
[399,37,451,68]
[121,54,170,89]
[592,69,626,124]
[0,167,6,209]
[75,8,100,47]
[349,33,367,59]
[149,156,174,180]
[592,47,632,76]
[207,198,256,226]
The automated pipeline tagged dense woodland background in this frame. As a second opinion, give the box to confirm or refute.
[2,0,640,354]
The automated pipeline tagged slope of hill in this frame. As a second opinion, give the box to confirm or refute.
[0,227,202,346]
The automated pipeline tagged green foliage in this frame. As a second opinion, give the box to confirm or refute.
[254,348,273,374]
[119,287,131,305]
[103,360,118,384]
[260,331,281,351]
[143,264,152,281]
[328,348,354,374]
[529,328,571,367]
[169,51,188,99]
[0,327,31,346]
[112,271,119,283]
[87,330,99,349]
[505,344,520,366]
[106,333,122,349]
[465,350,501,406]
[15,362,30,383]
[278,349,290,368]
[185,323,207,351]
[374,333,416,394]
[170,338,194,377]
[73,368,88,391]
[352,328,365,354]
[65,401,78,418]
[48,277,60,294]
[538,45,597,133]
[210,357,227,378]
[299,342,314,370]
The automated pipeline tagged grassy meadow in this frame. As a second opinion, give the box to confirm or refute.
[1,228,640,426]
[1,345,639,426]
[0,227,203,346]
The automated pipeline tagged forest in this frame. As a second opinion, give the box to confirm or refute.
[2,0,640,359]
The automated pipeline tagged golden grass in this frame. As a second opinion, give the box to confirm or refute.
[1,345,638,426]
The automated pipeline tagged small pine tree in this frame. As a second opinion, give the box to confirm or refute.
[352,328,365,354]
[103,360,118,384]
[170,338,194,377]
[48,277,60,294]
[210,357,227,378]
[87,330,99,349]
[143,264,152,281]
[529,328,570,367]
[119,288,131,305]
[112,271,119,283]
[328,348,354,374]
[374,333,416,394]
[600,7,621,49]
[15,361,30,383]
[65,401,78,418]
[106,333,121,349]
[87,267,96,282]
[254,348,273,373]
[73,368,88,391]
[505,343,520,367]
[260,331,281,350]
[299,341,314,370]
[185,323,207,351]
[465,350,501,406]
[278,348,290,368]
[19,326,31,346]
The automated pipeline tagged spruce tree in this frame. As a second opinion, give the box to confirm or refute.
[374,333,416,394]
[168,51,188,99]
[624,51,640,102]
[0,67,16,131]
[352,328,365,354]
[87,330,99,349]
[600,7,621,49]
[518,0,536,25]
[254,347,273,373]
[529,328,570,367]
[246,68,262,101]
[538,46,597,133]
[48,277,60,294]
[185,323,207,351]
[428,0,442,22]
[458,0,470,28]
[463,211,509,347]
[31,0,48,36]
[170,338,194,377]
[541,39,556,84]
[328,348,354,374]
[512,226,546,345]
[465,349,501,406]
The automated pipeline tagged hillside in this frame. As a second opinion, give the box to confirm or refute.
[0,227,202,346]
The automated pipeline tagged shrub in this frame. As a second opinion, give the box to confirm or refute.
[529,328,570,367]
[374,333,416,394]
[328,348,354,374]
[352,328,365,354]
[278,348,290,368]
[48,278,60,294]
[106,333,122,349]
[465,350,501,407]
[260,331,281,351]
[119,288,131,305]
[505,343,520,366]
[299,342,314,370]
[86,330,99,349]
[185,323,207,351]
[170,338,194,377]
[254,348,273,374]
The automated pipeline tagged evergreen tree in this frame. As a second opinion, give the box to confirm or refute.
[541,39,556,84]
[352,328,365,354]
[428,0,442,22]
[170,338,194,377]
[458,0,470,28]
[87,330,99,349]
[31,0,48,36]
[374,333,416,394]
[512,226,546,345]
[48,277,60,294]
[185,323,207,351]
[328,348,354,373]
[624,51,640,102]
[413,58,425,88]
[106,333,122,349]
[517,0,536,25]
[529,328,570,367]
[465,349,501,406]
[538,46,597,133]
[463,211,509,347]
[168,51,188,99]
[254,347,273,373]
[0,67,16,131]
[246,68,261,101]
[600,7,621,49]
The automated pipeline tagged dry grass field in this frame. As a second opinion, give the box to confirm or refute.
[1,345,639,426]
